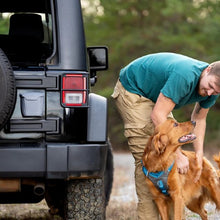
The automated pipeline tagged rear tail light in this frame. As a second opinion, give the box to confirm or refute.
[61,74,87,107]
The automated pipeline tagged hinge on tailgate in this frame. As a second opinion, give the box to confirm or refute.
[5,118,60,134]
[15,75,58,90]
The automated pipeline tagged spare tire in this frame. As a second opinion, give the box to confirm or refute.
[0,49,16,130]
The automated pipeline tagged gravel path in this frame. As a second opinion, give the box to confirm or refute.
[0,152,219,219]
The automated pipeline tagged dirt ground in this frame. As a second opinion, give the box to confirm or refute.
[0,149,220,220]
[106,153,137,220]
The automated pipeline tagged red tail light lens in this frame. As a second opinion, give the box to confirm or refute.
[62,74,87,107]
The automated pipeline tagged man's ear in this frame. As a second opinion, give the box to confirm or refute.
[152,133,168,155]
[206,65,211,73]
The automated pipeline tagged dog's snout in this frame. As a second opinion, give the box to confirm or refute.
[191,121,196,127]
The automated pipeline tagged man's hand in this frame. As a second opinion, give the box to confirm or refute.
[194,152,203,182]
[191,103,207,182]
[176,149,189,174]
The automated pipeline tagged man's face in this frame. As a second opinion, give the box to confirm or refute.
[198,68,220,97]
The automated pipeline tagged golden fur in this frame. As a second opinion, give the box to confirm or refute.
[142,119,220,220]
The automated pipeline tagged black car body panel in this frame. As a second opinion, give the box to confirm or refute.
[0,143,107,178]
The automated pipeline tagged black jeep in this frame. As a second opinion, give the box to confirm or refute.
[0,0,113,219]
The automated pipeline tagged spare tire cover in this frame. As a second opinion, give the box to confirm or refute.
[0,49,16,130]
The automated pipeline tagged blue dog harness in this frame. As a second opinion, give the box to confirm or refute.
[142,161,174,196]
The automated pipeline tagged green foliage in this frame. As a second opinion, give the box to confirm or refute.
[0,16,9,34]
[82,0,220,150]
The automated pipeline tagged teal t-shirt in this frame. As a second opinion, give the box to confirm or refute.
[119,52,219,109]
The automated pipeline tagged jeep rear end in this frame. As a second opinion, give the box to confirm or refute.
[0,0,113,219]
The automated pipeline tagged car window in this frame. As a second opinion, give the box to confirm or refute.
[0,12,52,44]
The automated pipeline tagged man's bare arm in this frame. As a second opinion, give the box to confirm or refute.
[151,93,176,126]
[191,103,209,182]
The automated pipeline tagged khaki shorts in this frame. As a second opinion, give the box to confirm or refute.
[111,80,155,139]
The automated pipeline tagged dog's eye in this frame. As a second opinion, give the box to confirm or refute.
[173,122,178,127]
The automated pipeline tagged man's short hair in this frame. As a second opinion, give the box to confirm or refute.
[209,61,220,87]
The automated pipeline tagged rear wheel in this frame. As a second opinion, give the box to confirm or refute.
[64,178,105,220]
[104,141,114,206]
[45,142,114,220]
[0,49,16,130]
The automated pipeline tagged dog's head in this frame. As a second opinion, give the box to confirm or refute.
[148,119,196,155]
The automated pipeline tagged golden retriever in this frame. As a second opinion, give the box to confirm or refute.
[142,119,220,220]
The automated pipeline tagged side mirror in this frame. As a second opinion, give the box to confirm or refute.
[87,46,108,71]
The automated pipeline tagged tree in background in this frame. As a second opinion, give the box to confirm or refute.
[82,0,220,150]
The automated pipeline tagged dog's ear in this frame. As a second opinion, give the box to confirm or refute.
[152,133,169,155]
[213,153,220,170]
[146,136,153,150]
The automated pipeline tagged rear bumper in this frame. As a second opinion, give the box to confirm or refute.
[0,143,108,179]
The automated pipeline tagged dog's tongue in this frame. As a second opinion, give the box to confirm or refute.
[179,133,196,143]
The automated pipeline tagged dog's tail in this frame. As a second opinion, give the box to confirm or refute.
[213,153,220,170]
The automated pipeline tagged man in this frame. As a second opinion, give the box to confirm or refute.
[111,52,220,219]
